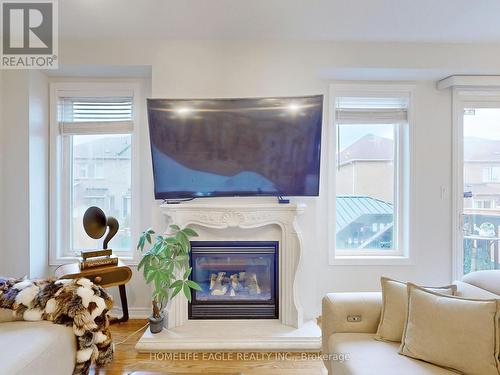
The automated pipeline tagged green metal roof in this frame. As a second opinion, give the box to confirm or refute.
[336,196,393,232]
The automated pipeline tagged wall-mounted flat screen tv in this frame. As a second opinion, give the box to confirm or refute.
[147,95,323,199]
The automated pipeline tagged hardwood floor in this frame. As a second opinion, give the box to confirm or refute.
[91,320,327,375]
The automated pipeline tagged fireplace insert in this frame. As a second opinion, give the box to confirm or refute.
[189,241,279,319]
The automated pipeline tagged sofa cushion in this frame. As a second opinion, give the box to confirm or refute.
[0,321,76,375]
[375,277,456,342]
[328,333,456,375]
[462,270,500,296]
[400,284,500,375]
[455,280,500,299]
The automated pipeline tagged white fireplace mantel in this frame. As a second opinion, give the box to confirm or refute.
[136,200,321,352]
[162,201,306,329]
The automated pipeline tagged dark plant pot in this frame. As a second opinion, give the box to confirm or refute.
[149,313,165,334]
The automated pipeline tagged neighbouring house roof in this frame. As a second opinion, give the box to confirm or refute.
[338,134,394,165]
[464,137,500,162]
[339,135,500,166]
[336,195,393,232]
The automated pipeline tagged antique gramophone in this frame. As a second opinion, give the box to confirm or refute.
[83,206,119,250]
[61,206,132,323]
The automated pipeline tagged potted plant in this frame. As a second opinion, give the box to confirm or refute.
[137,224,202,333]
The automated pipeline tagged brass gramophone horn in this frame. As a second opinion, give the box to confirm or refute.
[83,206,119,249]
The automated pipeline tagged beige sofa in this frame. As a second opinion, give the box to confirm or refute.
[322,270,500,374]
[0,309,76,375]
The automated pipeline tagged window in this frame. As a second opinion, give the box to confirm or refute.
[84,187,109,209]
[75,163,88,179]
[122,191,131,217]
[440,76,500,279]
[50,83,140,263]
[330,85,412,264]
[482,167,500,182]
[95,162,104,178]
[473,199,495,209]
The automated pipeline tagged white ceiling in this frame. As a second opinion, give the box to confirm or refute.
[60,0,500,43]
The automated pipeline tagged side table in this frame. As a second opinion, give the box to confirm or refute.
[54,260,132,323]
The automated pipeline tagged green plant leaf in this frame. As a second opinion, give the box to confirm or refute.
[171,284,182,299]
[151,242,161,258]
[156,288,167,306]
[144,256,154,278]
[142,257,151,276]
[181,227,198,237]
[176,231,189,252]
[155,274,167,294]
[139,225,200,307]
[137,235,145,251]
[146,269,157,284]
[172,256,184,271]
[157,268,170,280]
[183,267,192,279]
[165,262,174,275]
[137,255,147,270]
[169,279,183,289]
[149,241,158,253]
[169,224,180,231]
[175,254,189,262]
[159,245,172,258]
[164,236,177,244]
[183,283,192,302]
[151,255,161,267]
[186,280,202,291]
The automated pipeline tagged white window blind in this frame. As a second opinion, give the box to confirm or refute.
[336,97,409,124]
[59,97,133,135]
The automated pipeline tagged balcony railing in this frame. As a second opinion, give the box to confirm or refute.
[463,209,500,274]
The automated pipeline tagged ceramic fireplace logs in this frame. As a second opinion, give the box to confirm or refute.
[209,271,262,297]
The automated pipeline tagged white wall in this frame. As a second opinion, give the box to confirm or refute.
[0,71,3,266]
[0,71,49,278]
[29,71,50,278]
[30,40,500,319]
[1,71,30,277]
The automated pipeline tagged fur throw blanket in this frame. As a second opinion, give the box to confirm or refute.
[0,276,114,375]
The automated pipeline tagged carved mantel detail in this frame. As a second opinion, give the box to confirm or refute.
[160,202,305,329]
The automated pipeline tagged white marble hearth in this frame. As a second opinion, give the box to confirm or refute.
[136,200,321,351]
[135,320,321,352]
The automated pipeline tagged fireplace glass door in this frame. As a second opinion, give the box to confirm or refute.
[189,241,278,319]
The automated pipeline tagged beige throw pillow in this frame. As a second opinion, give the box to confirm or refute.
[375,277,456,342]
[400,283,500,375]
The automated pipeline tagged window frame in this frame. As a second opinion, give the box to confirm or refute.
[450,87,500,279]
[49,82,142,265]
[328,83,414,265]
